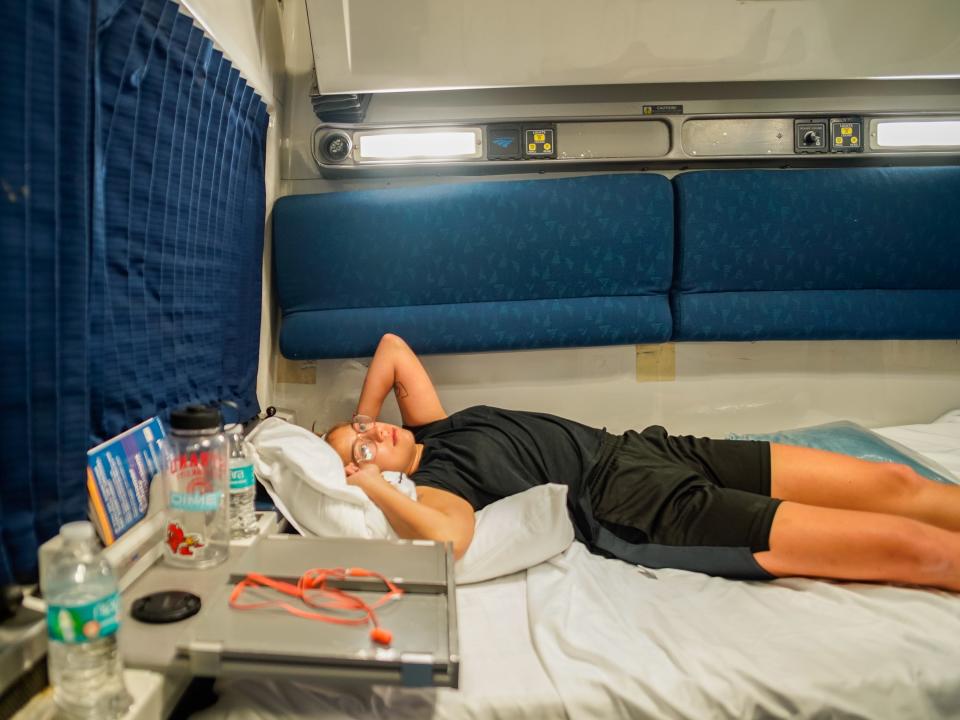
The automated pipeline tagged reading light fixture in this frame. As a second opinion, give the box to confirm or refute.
[355,128,483,162]
[874,119,960,148]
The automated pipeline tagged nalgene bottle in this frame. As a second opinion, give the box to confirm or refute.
[163,404,229,568]
[43,521,133,719]
[226,423,258,539]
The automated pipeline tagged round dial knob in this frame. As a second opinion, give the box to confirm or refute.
[321,132,352,163]
[803,131,819,146]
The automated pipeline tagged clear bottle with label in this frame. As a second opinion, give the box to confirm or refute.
[226,423,258,539]
[163,404,229,568]
[43,521,132,719]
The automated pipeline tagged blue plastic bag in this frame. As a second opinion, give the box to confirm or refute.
[730,421,957,485]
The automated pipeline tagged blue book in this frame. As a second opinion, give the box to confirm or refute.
[87,417,167,545]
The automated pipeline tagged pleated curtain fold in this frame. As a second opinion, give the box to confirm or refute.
[0,0,268,584]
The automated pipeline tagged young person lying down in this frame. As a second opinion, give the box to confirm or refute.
[325,333,960,590]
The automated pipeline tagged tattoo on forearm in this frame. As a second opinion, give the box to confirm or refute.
[394,382,409,399]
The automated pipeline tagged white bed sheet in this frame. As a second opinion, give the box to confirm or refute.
[875,408,960,480]
[196,569,565,720]
[197,414,960,720]
[529,542,960,719]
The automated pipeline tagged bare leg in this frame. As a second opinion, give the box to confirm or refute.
[770,444,960,532]
[754,502,960,592]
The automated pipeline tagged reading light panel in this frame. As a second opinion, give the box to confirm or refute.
[875,120,960,148]
[357,130,481,160]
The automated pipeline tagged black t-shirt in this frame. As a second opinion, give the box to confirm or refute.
[407,405,609,516]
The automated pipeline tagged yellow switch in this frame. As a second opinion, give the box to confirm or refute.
[835,137,843,145]
[543,143,551,151]
[528,143,536,152]
[534,133,545,142]
[841,126,852,136]
[851,136,858,144]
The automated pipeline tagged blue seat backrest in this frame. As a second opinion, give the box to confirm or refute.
[672,167,960,340]
[273,174,674,358]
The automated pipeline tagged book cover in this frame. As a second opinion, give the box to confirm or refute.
[87,417,167,545]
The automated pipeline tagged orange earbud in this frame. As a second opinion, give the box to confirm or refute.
[370,627,392,645]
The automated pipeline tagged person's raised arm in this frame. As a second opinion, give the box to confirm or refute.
[348,463,474,560]
[356,333,446,427]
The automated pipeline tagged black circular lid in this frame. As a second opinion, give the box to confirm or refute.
[131,591,201,624]
[169,404,221,430]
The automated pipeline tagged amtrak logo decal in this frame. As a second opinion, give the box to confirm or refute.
[492,136,515,149]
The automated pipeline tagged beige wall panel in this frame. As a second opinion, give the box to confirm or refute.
[276,341,960,440]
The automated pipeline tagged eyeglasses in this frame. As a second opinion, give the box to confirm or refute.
[351,415,378,464]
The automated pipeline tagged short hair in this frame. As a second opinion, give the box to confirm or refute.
[319,420,353,466]
[314,419,352,440]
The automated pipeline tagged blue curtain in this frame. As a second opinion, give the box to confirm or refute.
[0,0,94,585]
[0,0,268,584]
[92,0,267,441]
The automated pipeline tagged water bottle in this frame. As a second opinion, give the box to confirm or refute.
[43,521,132,719]
[226,423,258,539]
[163,404,230,568]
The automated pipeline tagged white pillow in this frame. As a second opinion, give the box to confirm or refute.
[246,418,415,539]
[454,483,574,584]
[935,408,960,424]
[246,418,574,583]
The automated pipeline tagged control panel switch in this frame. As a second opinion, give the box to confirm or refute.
[794,119,828,154]
[487,125,522,160]
[829,117,864,153]
[522,125,557,159]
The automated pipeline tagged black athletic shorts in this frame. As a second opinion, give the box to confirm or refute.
[585,426,781,580]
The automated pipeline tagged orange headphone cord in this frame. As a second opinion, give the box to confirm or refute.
[229,567,404,646]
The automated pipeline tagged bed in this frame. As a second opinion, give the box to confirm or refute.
[195,410,960,720]
[249,167,960,718]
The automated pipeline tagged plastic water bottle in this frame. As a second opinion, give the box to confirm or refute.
[163,404,230,568]
[43,521,132,719]
[226,423,258,539]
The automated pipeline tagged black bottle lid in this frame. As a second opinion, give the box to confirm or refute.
[131,591,202,624]
[169,404,222,431]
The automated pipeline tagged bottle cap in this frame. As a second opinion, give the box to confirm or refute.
[170,404,222,431]
[60,521,94,543]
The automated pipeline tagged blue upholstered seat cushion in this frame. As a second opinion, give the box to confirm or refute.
[274,174,674,358]
[673,167,960,340]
